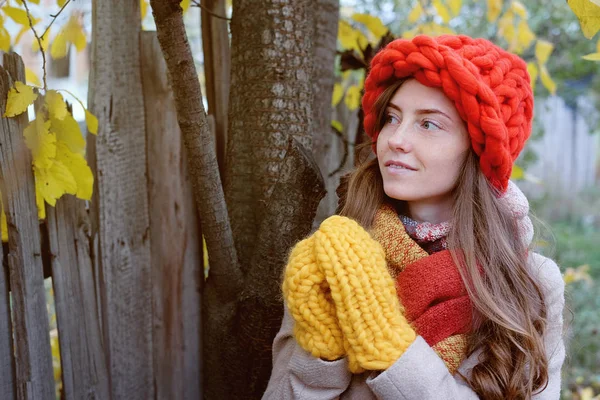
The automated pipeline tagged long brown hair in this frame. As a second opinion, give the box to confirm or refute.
[339,79,549,399]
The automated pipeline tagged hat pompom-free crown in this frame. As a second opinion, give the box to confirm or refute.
[362,34,534,194]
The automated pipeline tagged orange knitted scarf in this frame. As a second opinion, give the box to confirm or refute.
[370,203,472,374]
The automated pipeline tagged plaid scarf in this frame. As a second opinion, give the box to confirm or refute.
[370,203,471,374]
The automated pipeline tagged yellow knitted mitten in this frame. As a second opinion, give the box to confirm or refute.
[283,215,416,373]
[282,235,346,361]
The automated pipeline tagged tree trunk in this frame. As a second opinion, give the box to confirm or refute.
[201,0,231,179]
[311,0,341,228]
[150,0,334,397]
[225,0,316,268]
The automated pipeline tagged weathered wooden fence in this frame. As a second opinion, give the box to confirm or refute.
[0,30,202,400]
[523,95,599,197]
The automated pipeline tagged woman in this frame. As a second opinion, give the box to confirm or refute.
[263,34,565,399]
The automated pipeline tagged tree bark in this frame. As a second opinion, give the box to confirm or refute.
[201,0,231,179]
[225,0,316,269]
[311,0,341,228]
[148,0,241,301]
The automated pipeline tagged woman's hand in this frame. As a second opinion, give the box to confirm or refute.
[283,215,417,373]
[282,235,346,362]
[315,216,417,373]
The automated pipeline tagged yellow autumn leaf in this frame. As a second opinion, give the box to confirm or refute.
[181,0,191,12]
[24,118,57,170]
[45,90,68,120]
[141,0,148,20]
[516,20,535,54]
[539,65,556,94]
[331,120,343,132]
[567,0,600,39]
[433,0,451,23]
[498,11,515,44]
[582,52,600,60]
[55,142,93,200]
[14,0,41,4]
[408,2,423,23]
[85,109,98,134]
[345,85,361,111]
[420,22,455,36]
[57,0,67,7]
[332,83,343,106]
[487,0,503,22]
[0,196,7,243]
[402,27,418,39]
[0,25,10,52]
[25,67,41,86]
[338,20,358,51]
[50,113,86,155]
[511,165,524,180]
[535,40,554,65]
[50,15,87,59]
[35,180,46,220]
[3,6,31,26]
[4,81,37,117]
[526,62,538,89]
[351,13,388,40]
[510,1,528,18]
[35,160,77,207]
[449,0,462,16]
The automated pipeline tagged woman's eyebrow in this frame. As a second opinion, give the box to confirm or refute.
[415,108,453,121]
[387,103,453,122]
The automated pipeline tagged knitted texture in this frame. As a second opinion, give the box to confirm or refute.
[370,204,471,373]
[370,203,428,279]
[362,34,534,193]
[283,215,417,373]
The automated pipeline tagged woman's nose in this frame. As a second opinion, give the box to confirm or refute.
[387,123,412,153]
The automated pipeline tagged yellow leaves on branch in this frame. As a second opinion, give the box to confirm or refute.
[338,20,368,53]
[567,0,600,39]
[51,15,86,59]
[351,13,388,40]
[487,0,503,23]
[432,0,451,24]
[4,81,38,117]
[408,2,423,24]
[3,81,97,220]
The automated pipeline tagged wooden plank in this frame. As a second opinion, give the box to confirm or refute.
[87,1,154,397]
[45,195,110,400]
[0,213,15,398]
[140,31,203,399]
[0,54,54,399]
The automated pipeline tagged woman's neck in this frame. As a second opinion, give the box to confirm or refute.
[406,200,453,224]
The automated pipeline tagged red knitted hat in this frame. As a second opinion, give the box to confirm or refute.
[362,34,534,193]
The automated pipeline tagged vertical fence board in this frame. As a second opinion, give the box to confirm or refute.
[140,31,202,400]
[0,54,54,399]
[0,227,15,398]
[46,195,110,400]
[87,0,154,397]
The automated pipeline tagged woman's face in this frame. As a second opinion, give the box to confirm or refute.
[376,79,471,220]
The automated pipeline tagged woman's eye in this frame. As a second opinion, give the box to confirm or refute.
[422,120,441,130]
[385,114,400,125]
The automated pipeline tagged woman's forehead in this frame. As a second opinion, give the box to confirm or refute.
[388,80,458,117]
